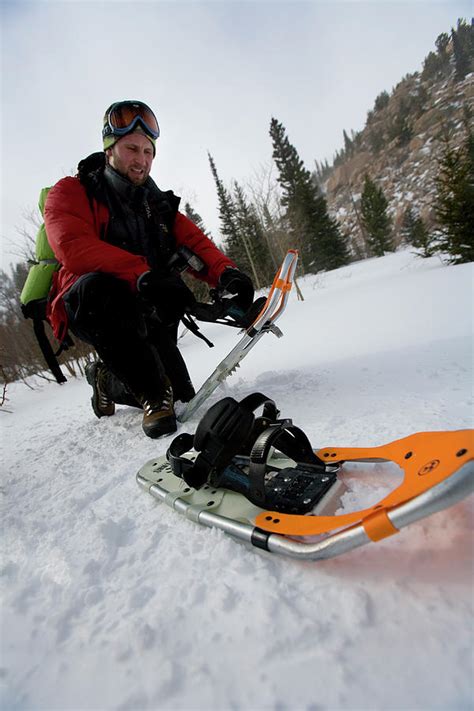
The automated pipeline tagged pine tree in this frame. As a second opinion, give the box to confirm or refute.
[343,129,354,158]
[178,203,212,302]
[374,90,390,112]
[208,154,274,287]
[435,32,449,57]
[401,208,433,258]
[422,51,444,80]
[452,19,474,80]
[434,123,474,264]
[269,117,348,273]
[208,152,241,259]
[233,182,273,288]
[183,202,212,240]
[388,99,413,146]
[360,175,394,257]
[411,217,433,258]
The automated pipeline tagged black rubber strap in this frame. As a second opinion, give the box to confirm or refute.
[166,433,194,478]
[239,392,278,420]
[167,393,280,490]
[248,423,326,506]
[248,423,285,504]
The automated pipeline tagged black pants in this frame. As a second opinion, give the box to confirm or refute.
[63,273,194,405]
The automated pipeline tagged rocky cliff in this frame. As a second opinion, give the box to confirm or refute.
[321,45,473,257]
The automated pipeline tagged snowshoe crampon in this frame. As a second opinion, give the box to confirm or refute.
[136,394,474,561]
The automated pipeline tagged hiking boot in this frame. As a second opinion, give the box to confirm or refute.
[85,361,115,418]
[140,383,177,439]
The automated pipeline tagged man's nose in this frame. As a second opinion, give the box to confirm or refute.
[135,150,149,164]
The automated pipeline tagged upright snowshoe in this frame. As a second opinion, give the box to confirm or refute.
[176,250,299,422]
[136,394,474,560]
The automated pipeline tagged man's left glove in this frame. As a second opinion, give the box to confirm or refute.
[217,268,254,311]
[137,271,196,323]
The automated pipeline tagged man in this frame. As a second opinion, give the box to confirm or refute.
[44,100,254,438]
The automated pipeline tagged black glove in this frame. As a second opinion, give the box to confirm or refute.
[218,269,254,311]
[137,271,196,323]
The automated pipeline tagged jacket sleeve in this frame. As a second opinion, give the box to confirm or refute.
[173,212,236,286]
[44,177,149,288]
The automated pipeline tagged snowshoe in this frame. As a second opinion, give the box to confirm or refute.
[137,394,474,560]
[177,250,299,423]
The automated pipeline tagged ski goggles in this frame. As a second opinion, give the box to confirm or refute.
[102,101,160,140]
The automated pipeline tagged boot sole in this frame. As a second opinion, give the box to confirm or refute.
[142,415,177,439]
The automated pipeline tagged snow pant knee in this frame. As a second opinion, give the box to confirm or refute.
[63,273,167,400]
[63,273,147,345]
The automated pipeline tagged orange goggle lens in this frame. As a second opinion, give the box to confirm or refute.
[105,101,160,139]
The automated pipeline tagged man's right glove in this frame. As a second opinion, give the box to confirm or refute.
[137,271,196,324]
[217,268,254,312]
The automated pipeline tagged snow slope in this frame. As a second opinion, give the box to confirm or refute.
[1,249,473,711]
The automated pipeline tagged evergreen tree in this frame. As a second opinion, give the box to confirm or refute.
[179,203,212,302]
[452,19,474,80]
[388,99,413,146]
[374,90,390,112]
[208,153,274,287]
[434,123,474,264]
[232,182,273,288]
[208,152,241,259]
[368,127,385,154]
[343,129,354,158]
[411,217,433,259]
[400,207,416,244]
[183,202,212,239]
[360,175,394,256]
[435,32,449,57]
[269,117,348,273]
[401,208,433,258]
[422,50,444,80]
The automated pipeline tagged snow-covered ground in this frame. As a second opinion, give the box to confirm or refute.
[1,249,473,710]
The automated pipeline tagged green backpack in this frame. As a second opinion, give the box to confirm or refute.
[20,187,69,383]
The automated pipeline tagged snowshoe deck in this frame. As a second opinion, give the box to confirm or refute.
[137,429,474,560]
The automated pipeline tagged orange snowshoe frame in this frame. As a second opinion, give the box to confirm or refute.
[255,429,474,540]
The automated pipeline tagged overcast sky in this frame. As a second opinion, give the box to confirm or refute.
[1,0,470,265]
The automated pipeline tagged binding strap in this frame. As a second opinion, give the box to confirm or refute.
[167,393,279,488]
[248,423,326,504]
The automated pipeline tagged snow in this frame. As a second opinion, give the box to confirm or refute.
[2,249,473,710]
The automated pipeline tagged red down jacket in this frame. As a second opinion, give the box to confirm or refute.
[44,176,235,341]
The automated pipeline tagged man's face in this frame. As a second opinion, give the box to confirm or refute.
[106,132,154,185]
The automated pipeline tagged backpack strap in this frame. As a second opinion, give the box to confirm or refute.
[21,300,68,384]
